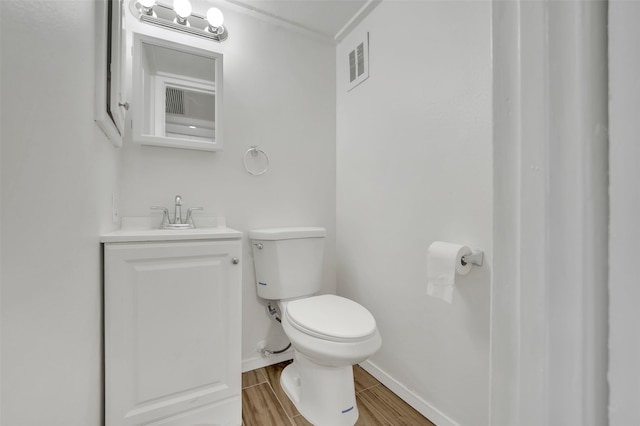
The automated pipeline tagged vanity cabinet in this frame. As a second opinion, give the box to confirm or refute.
[103,237,242,426]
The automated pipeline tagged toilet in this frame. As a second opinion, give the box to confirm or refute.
[249,227,382,426]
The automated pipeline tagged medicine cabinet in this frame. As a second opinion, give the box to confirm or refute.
[132,34,223,151]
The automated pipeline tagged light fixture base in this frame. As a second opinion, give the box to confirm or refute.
[205,25,229,41]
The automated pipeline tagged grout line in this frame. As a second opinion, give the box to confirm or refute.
[356,382,381,394]
[256,368,268,384]
[241,370,268,390]
[264,371,297,426]
[241,382,268,391]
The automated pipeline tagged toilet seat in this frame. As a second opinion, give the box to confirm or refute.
[285,295,377,343]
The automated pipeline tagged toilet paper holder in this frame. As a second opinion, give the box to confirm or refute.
[461,251,484,267]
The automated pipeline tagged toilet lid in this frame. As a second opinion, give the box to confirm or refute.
[285,295,377,341]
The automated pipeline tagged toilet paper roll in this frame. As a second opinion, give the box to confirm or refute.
[426,241,472,303]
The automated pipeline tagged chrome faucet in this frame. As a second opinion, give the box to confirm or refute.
[174,195,183,225]
[151,195,203,229]
[185,206,203,226]
[150,206,171,228]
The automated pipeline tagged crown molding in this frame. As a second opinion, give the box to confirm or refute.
[210,0,380,45]
[334,0,381,43]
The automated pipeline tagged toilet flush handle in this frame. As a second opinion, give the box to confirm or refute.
[252,242,263,249]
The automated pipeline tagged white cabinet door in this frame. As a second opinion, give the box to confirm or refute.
[105,240,242,426]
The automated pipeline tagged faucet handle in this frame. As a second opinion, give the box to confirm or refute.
[150,206,170,228]
[185,207,204,226]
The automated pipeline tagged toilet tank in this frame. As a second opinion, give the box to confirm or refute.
[249,227,325,300]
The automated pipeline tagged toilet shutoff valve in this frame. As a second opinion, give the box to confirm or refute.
[267,303,277,316]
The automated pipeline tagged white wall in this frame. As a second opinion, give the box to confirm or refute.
[336,2,492,425]
[609,1,640,424]
[0,1,121,424]
[118,5,337,369]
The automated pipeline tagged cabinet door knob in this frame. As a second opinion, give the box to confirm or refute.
[232,257,240,265]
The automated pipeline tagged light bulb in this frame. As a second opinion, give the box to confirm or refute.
[139,0,155,15]
[173,0,192,19]
[206,7,224,28]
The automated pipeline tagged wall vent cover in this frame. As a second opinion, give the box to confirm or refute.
[346,32,369,92]
[165,87,185,115]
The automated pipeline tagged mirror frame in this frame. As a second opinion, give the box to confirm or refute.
[131,33,223,151]
[95,0,125,147]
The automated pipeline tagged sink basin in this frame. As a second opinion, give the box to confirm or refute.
[162,223,195,230]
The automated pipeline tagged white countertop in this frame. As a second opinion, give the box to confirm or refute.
[100,216,242,243]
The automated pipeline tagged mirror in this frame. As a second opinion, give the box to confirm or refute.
[132,34,223,151]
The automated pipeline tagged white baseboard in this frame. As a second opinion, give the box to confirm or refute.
[242,350,294,373]
[359,360,459,426]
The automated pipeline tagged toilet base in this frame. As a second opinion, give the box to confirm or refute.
[280,352,359,426]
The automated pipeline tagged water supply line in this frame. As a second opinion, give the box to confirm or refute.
[259,302,292,356]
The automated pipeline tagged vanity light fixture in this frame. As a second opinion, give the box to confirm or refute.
[131,0,229,42]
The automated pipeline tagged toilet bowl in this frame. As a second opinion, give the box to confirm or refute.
[280,295,381,367]
[249,227,382,426]
[278,295,381,425]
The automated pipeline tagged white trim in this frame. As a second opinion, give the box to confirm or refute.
[217,0,334,44]
[359,360,459,426]
[241,351,294,373]
[334,0,381,43]
[214,0,381,45]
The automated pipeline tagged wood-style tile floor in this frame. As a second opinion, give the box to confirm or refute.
[241,361,436,426]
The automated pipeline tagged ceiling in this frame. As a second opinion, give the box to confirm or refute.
[219,0,372,41]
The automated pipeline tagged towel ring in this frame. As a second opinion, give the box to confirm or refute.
[243,145,269,176]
